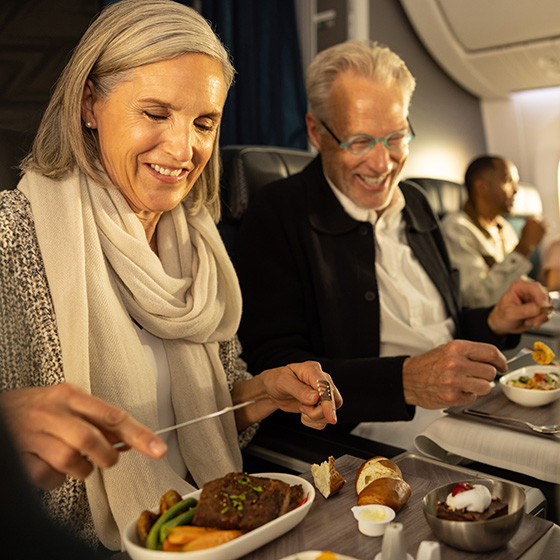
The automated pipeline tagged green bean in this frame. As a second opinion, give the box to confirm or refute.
[146,498,198,550]
[159,506,196,542]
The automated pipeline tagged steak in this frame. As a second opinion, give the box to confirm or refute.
[192,473,304,532]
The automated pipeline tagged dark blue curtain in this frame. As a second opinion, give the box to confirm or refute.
[196,0,308,149]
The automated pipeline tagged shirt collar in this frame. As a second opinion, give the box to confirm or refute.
[325,174,405,225]
[462,199,505,239]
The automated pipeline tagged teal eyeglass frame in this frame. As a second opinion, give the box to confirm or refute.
[320,119,416,155]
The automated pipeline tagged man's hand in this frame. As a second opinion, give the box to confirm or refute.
[232,361,342,431]
[488,277,552,334]
[515,216,547,257]
[402,340,506,409]
[0,383,167,490]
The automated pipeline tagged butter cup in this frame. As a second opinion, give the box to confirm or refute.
[351,505,396,536]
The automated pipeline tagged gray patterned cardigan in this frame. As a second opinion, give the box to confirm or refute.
[0,189,257,549]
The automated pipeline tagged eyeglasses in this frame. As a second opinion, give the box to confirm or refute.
[320,119,416,156]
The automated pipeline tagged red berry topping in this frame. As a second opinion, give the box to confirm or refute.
[451,481,472,496]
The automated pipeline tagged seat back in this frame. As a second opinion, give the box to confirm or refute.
[219,145,314,252]
[404,177,467,219]
[514,182,543,216]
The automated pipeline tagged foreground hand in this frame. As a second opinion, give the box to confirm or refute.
[232,361,342,431]
[0,383,167,490]
[402,340,506,409]
[488,277,551,334]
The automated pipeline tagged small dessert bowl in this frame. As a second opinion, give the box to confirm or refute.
[351,505,396,537]
[500,365,560,407]
[422,479,526,552]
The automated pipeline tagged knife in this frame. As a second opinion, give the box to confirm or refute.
[113,400,255,449]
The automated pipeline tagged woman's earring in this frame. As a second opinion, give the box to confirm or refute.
[85,122,92,128]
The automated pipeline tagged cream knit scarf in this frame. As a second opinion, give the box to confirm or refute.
[19,168,243,550]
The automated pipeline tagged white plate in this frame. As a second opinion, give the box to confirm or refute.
[278,552,359,560]
[123,472,315,560]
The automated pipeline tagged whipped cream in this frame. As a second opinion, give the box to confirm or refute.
[445,484,492,513]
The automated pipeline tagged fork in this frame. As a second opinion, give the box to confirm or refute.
[463,409,560,434]
[506,346,533,364]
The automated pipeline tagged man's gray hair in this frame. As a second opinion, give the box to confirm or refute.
[306,40,416,122]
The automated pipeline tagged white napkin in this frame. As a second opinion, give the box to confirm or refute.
[415,415,560,483]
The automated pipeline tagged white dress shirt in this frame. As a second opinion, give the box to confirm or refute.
[441,209,532,307]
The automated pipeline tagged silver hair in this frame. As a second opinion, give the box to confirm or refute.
[306,40,416,122]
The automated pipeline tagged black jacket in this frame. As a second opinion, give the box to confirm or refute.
[234,156,517,425]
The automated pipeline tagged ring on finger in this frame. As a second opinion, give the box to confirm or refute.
[316,379,332,403]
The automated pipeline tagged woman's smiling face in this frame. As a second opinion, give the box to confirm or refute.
[82,53,226,223]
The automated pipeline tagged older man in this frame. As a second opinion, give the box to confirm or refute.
[441,156,546,307]
[234,41,550,442]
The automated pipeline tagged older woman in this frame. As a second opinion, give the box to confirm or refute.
[0,0,341,552]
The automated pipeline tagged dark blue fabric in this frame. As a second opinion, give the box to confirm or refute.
[197,0,308,148]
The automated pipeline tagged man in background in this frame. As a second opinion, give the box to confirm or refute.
[442,156,546,307]
[233,40,551,449]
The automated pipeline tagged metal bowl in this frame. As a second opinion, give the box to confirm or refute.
[422,479,526,552]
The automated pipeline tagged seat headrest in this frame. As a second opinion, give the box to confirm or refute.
[220,145,314,222]
[512,182,543,217]
[404,177,467,218]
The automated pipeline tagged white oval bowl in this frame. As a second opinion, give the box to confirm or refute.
[500,365,560,407]
[123,473,314,560]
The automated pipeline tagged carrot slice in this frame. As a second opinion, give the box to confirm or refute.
[165,526,219,545]
[181,530,243,551]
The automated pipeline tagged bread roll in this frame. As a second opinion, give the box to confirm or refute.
[355,456,402,495]
[357,477,411,513]
[355,456,411,513]
[311,456,346,498]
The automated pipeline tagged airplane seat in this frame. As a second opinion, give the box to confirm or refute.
[0,128,34,191]
[218,145,314,254]
[403,177,467,219]
[507,181,544,227]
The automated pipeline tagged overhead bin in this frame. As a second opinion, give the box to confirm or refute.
[399,0,560,99]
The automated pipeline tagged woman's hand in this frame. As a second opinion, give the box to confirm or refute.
[231,361,342,431]
[0,383,167,490]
